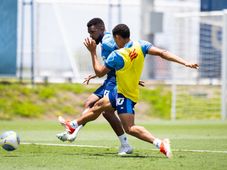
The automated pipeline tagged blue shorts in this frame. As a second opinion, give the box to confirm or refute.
[109,89,136,114]
[93,78,116,98]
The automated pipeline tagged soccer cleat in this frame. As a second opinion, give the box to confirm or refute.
[67,130,78,142]
[160,138,172,158]
[56,131,69,142]
[118,144,133,156]
[56,130,78,142]
[58,116,75,134]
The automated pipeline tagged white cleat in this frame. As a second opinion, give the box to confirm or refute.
[67,130,78,142]
[160,138,172,158]
[56,131,69,142]
[118,144,133,156]
[56,130,78,142]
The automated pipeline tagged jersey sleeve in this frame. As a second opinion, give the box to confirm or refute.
[102,34,116,52]
[138,40,153,56]
[102,40,116,52]
[105,51,124,71]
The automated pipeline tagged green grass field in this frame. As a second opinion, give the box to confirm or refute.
[0,119,227,170]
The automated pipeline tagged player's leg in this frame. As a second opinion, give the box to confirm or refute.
[78,85,133,155]
[84,93,100,108]
[116,94,171,158]
[119,113,171,158]
[76,86,110,132]
[102,110,133,155]
[76,85,107,132]
[60,97,113,142]
[57,83,104,139]
[59,97,113,130]
[74,93,100,137]
[57,97,112,141]
[57,87,133,155]
[118,113,155,143]
[57,93,99,141]
[77,96,113,124]
[102,111,124,136]
[105,88,134,155]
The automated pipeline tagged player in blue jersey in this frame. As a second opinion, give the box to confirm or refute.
[57,24,198,158]
[57,18,133,155]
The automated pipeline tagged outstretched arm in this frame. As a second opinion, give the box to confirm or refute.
[84,37,110,77]
[148,46,199,69]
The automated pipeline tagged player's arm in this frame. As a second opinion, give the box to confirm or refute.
[148,46,199,69]
[83,74,97,85]
[84,37,111,77]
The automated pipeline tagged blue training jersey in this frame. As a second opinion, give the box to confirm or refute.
[101,32,117,81]
[105,40,152,71]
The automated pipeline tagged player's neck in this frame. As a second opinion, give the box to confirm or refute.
[122,38,130,47]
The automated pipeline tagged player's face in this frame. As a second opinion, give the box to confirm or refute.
[88,25,103,44]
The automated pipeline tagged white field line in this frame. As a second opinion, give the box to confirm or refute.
[21,142,110,148]
[21,142,227,154]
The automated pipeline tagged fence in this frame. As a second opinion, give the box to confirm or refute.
[171,11,227,120]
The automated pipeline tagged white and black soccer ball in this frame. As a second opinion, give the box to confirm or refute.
[0,131,20,151]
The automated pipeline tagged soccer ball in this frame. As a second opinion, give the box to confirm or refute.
[0,131,20,151]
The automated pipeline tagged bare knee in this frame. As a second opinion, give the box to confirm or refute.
[93,97,112,111]
[93,100,104,109]
[124,126,133,135]
[84,95,99,108]
[124,125,144,136]
[84,97,97,108]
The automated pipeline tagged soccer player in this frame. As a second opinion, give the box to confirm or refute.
[57,18,133,155]
[59,24,199,158]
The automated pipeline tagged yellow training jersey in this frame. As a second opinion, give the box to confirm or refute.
[116,41,145,102]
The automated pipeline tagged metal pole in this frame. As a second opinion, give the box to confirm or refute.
[108,0,112,31]
[108,0,122,31]
[19,0,26,83]
[221,10,227,120]
[118,0,122,23]
[171,83,176,120]
[30,0,35,85]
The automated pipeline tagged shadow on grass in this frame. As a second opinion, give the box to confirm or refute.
[2,154,20,157]
[63,151,164,159]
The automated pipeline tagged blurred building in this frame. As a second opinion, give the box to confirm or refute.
[199,0,227,80]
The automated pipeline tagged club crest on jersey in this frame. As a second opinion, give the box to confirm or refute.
[117,98,124,105]
[129,49,138,61]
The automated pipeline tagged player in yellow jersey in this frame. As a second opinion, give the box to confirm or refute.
[57,18,133,155]
[59,24,199,158]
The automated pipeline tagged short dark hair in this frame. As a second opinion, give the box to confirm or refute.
[112,24,130,38]
[87,18,105,28]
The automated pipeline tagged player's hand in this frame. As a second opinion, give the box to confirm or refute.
[84,37,97,53]
[184,63,199,69]
[139,80,145,87]
[83,74,97,85]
